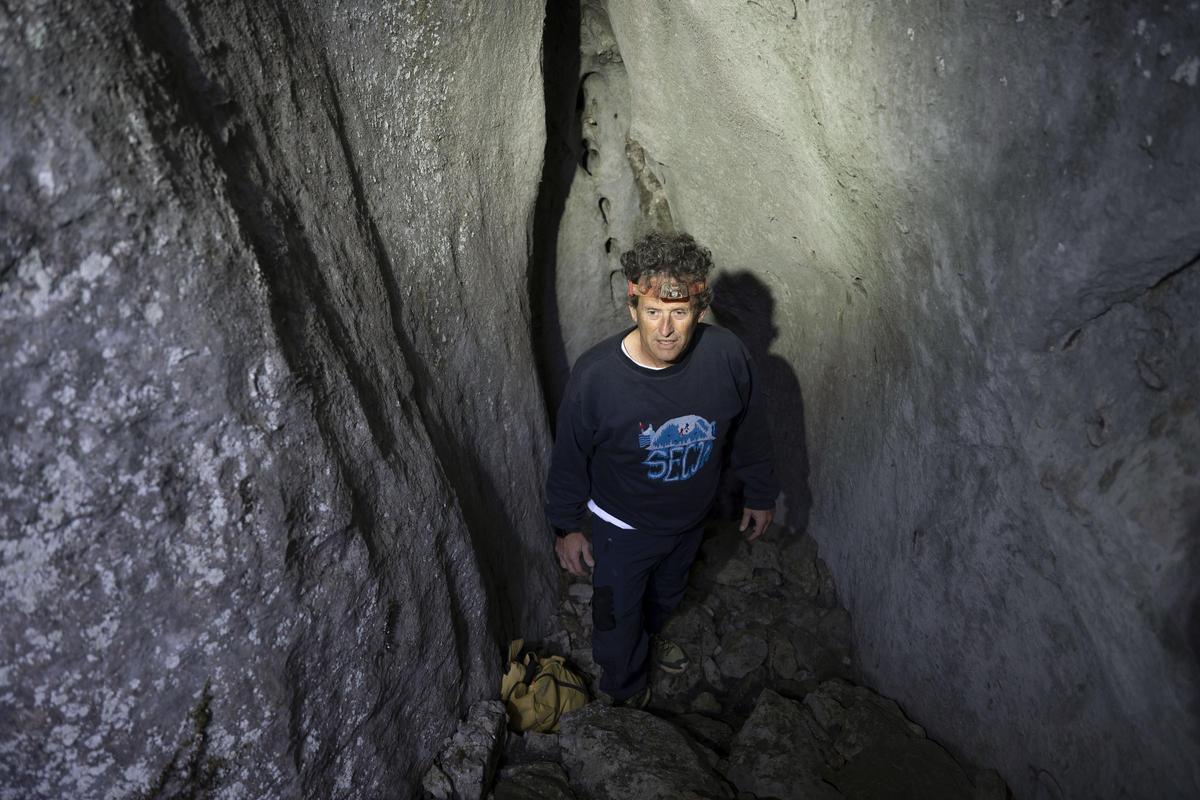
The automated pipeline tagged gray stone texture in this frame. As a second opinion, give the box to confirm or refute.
[670,713,735,756]
[6,1,1200,798]
[490,762,576,800]
[422,700,508,800]
[726,683,977,800]
[558,703,734,800]
[502,730,563,768]
[724,688,844,800]
[554,3,1200,798]
[1,2,556,798]
[552,0,676,377]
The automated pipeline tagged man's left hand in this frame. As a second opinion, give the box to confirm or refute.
[739,507,774,542]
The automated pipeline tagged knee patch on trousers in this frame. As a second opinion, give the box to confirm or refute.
[592,586,616,631]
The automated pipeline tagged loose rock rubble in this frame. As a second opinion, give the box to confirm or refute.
[422,701,508,800]
[427,523,1009,799]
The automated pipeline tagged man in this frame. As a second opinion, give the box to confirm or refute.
[545,231,778,708]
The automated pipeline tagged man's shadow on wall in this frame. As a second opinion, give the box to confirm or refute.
[710,271,813,536]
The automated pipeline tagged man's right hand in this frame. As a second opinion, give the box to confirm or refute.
[555,532,594,577]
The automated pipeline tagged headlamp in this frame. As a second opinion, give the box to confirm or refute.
[627,278,706,303]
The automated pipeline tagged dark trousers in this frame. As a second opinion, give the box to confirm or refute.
[590,517,705,702]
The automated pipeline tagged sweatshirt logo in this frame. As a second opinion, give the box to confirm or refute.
[638,415,716,482]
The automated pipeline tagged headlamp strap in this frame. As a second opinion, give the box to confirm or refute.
[627,278,706,302]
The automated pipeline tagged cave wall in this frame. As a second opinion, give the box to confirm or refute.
[554,2,1200,797]
[0,1,556,797]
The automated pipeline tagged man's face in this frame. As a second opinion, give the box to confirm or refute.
[628,294,706,368]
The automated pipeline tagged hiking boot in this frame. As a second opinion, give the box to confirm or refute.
[650,634,689,675]
[614,685,651,709]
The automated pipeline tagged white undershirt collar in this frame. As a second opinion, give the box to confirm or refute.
[621,337,667,370]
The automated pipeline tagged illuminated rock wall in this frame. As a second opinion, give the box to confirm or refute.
[554,3,1200,797]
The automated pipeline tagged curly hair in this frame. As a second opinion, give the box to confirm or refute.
[620,232,715,311]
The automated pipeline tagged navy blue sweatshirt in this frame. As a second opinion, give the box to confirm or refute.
[545,323,779,535]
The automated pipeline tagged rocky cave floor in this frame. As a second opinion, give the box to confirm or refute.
[425,522,1010,799]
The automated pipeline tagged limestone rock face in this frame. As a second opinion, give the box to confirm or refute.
[0,2,555,798]
[553,1,668,375]
[556,3,1200,798]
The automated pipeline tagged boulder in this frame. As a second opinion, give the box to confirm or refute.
[724,689,843,800]
[806,682,975,800]
[716,630,769,680]
[726,683,987,800]
[423,701,508,800]
[559,703,734,799]
[502,731,562,767]
[690,692,724,716]
[672,713,736,755]
[491,762,576,800]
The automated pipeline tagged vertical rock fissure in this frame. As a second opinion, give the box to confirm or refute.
[545,1,670,378]
[529,0,583,424]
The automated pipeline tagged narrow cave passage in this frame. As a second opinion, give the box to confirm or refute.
[510,1,1004,797]
[1,2,1197,800]
[529,0,582,423]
